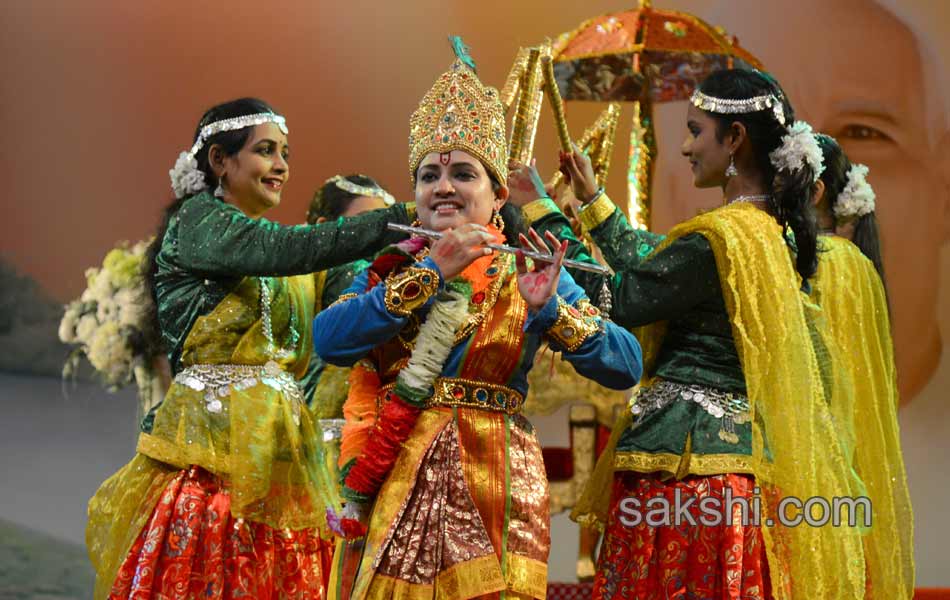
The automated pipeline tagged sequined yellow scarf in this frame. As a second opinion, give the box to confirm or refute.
[811,235,914,598]
[576,203,866,599]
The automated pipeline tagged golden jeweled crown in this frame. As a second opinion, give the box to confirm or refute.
[408,41,508,186]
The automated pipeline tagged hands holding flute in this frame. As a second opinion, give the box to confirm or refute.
[406,219,569,312]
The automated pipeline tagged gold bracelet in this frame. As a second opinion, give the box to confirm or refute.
[578,193,616,233]
[547,297,602,352]
[384,265,439,316]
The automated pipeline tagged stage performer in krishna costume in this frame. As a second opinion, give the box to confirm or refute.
[808,133,914,597]
[85,97,415,599]
[312,39,643,600]
[510,69,870,598]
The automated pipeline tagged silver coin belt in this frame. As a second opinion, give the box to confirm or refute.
[630,380,751,444]
[174,361,304,426]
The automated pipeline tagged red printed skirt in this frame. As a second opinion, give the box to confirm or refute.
[107,465,334,600]
[593,472,772,600]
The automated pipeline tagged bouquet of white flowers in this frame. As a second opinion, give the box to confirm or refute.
[59,239,166,413]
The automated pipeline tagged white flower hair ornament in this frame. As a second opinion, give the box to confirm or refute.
[768,121,824,182]
[169,152,206,199]
[167,112,288,199]
[834,163,875,219]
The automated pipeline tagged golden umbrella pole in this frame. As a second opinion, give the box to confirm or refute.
[508,47,545,165]
[546,103,622,192]
[626,98,655,230]
[541,55,573,153]
[500,47,530,113]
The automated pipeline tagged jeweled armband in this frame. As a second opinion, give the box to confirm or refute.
[547,297,602,352]
[384,266,439,316]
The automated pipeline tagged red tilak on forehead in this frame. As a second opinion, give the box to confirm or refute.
[439,152,452,165]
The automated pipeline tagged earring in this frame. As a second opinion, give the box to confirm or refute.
[214,176,226,198]
[598,275,613,313]
[491,207,505,230]
[725,155,738,178]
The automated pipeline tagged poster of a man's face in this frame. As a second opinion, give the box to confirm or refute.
[650,0,950,401]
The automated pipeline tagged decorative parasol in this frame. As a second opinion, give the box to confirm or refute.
[548,0,763,229]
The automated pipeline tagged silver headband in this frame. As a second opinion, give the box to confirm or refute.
[690,90,786,126]
[170,112,289,199]
[329,175,395,206]
[187,112,288,160]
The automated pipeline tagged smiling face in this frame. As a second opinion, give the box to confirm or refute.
[218,122,290,218]
[682,104,733,189]
[414,150,506,232]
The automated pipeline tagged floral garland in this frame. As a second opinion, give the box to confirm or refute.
[833,163,876,220]
[326,242,471,539]
[769,120,825,182]
[58,239,166,413]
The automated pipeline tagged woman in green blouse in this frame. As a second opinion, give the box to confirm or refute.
[86,98,412,599]
[510,70,866,599]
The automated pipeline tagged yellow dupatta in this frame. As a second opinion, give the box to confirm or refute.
[574,203,866,599]
[812,236,914,598]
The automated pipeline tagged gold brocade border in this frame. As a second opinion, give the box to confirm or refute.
[579,193,616,232]
[351,410,455,599]
[521,197,561,224]
[455,409,509,569]
[363,575,433,600]
[363,553,506,600]
[505,553,548,599]
[613,450,756,478]
[438,555,507,599]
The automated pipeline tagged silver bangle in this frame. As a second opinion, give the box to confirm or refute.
[583,186,605,205]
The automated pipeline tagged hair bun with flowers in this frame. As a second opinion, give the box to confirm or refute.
[768,121,825,182]
[834,163,875,219]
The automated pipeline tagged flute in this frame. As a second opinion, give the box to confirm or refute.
[387,223,611,275]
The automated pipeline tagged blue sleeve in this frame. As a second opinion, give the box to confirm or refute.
[524,267,642,390]
[312,257,443,366]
